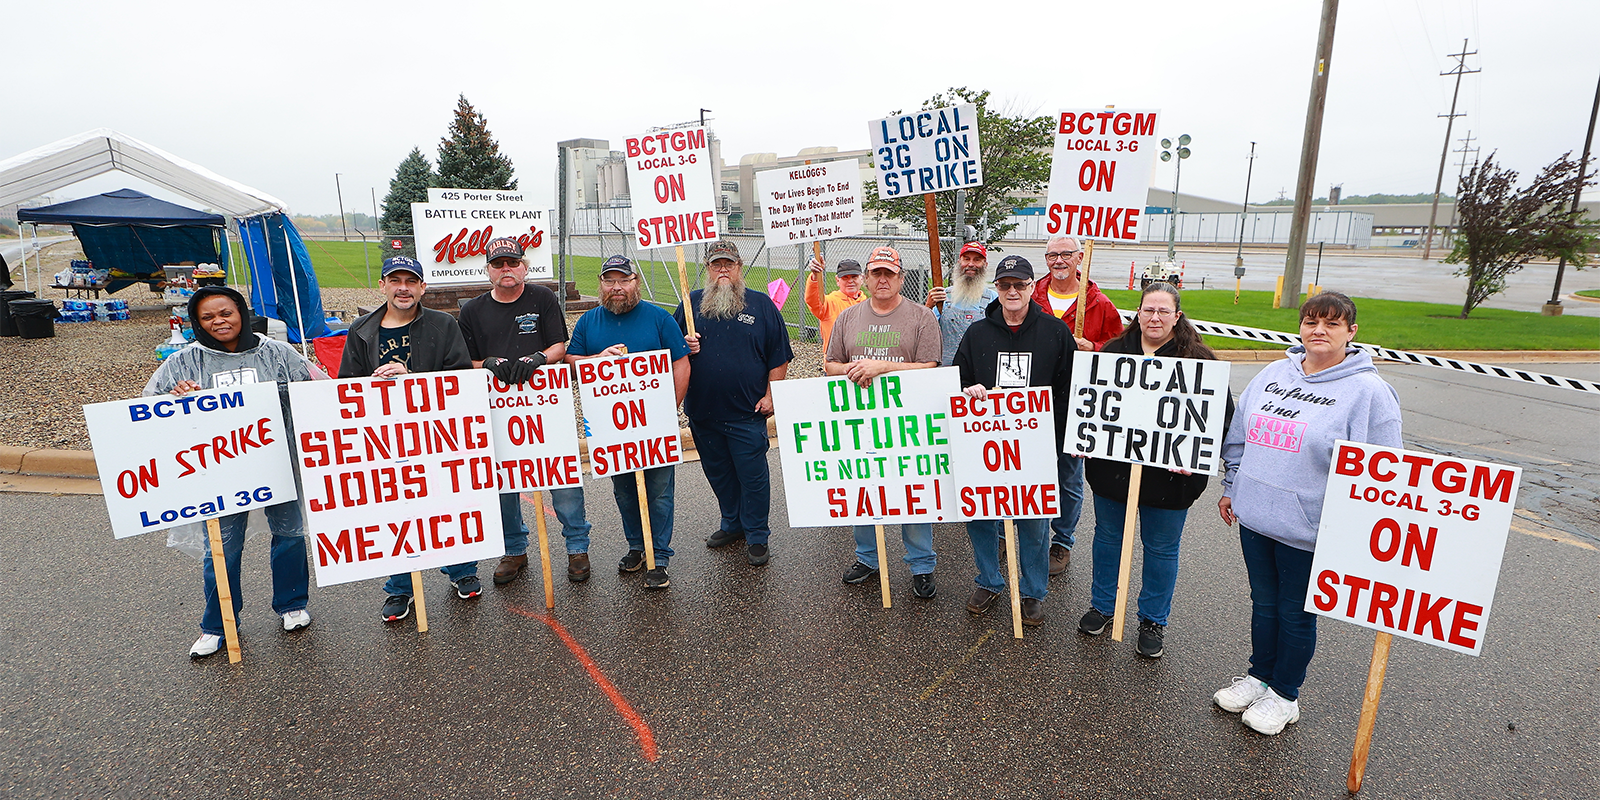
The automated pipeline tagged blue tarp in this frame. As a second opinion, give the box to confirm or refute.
[238,213,329,342]
[17,188,225,226]
[17,189,225,292]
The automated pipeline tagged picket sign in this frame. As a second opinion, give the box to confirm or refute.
[754,159,864,248]
[1068,351,1230,639]
[1044,108,1162,243]
[486,366,581,609]
[625,125,717,251]
[1305,442,1521,792]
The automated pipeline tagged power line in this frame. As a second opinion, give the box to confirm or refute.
[1422,39,1480,260]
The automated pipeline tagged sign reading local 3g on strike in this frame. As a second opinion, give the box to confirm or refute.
[1068,352,1230,474]
[867,104,984,199]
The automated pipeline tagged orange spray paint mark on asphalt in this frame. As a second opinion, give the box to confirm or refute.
[508,605,659,762]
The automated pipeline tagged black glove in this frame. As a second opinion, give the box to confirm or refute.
[484,357,521,384]
[518,351,549,371]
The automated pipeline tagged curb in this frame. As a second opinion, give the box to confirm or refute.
[1214,350,1600,363]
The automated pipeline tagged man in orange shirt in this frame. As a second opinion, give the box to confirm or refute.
[803,256,866,353]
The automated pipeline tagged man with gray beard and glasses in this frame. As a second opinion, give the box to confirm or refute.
[673,240,793,567]
[924,241,998,368]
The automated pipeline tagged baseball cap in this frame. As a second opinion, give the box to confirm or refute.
[704,240,741,264]
[600,255,635,276]
[835,258,862,277]
[993,255,1034,283]
[483,237,525,263]
[381,256,424,279]
[959,241,988,258]
[865,246,902,272]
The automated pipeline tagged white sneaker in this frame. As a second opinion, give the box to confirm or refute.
[189,634,222,658]
[282,609,312,632]
[1213,675,1269,713]
[1242,688,1301,735]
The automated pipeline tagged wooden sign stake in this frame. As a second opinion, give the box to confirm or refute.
[411,570,429,632]
[1073,240,1095,339]
[874,523,891,608]
[532,491,555,610]
[637,472,657,571]
[675,245,696,337]
[1004,519,1023,639]
[1110,464,1144,642]
[923,195,944,311]
[204,518,242,664]
[1347,632,1394,793]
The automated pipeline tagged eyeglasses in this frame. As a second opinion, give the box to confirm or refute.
[487,260,523,271]
[995,281,1031,294]
[707,261,740,272]
[1044,251,1081,261]
[1140,307,1177,319]
[600,276,636,287]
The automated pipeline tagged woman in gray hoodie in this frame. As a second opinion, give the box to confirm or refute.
[1211,291,1402,735]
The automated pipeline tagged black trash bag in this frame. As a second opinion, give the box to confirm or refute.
[0,289,39,337]
[9,298,60,340]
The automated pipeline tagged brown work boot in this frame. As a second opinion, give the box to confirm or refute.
[1049,544,1071,576]
[966,586,1000,615]
[567,552,591,583]
[1021,597,1045,626]
[493,554,527,585]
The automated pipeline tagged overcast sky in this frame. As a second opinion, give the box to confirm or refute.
[6,0,1596,216]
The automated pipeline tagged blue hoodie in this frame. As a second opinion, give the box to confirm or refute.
[1220,346,1402,551]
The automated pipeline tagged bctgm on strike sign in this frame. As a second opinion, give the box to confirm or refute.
[289,371,504,586]
[625,125,717,250]
[410,197,555,283]
[1068,352,1229,474]
[947,388,1060,520]
[1045,108,1161,241]
[1307,442,1521,656]
[576,350,682,477]
[754,160,863,247]
[84,383,299,539]
[486,367,581,494]
[867,104,983,199]
[773,369,961,527]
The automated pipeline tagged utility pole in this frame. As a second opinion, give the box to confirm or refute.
[1236,141,1258,268]
[1545,70,1600,315]
[1282,0,1339,311]
[1422,39,1479,259]
[699,108,712,126]
[335,173,349,242]
[1444,130,1479,239]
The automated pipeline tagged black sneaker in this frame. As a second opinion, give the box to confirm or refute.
[841,562,878,584]
[912,573,936,599]
[706,529,745,548]
[453,575,482,600]
[747,542,769,566]
[381,594,412,622]
[644,566,671,589]
[618,550,645,573]
[1079,607,1111,636]
[1137,619,1166,658]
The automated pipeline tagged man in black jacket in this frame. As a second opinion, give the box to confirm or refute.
[951,255,1074,626]
[338,256,481,622]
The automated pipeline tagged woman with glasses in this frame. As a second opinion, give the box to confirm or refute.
[1077,283,1231,659]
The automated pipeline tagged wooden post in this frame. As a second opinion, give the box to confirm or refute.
[1235,276,1242,305]
[1004,519,1023,640]
[1273,275,1285,309]
[1110,464,1144,642]
[923,194,943,311]
[675,245,696,337]
[874,523,892,608]
[532,491,555,610]
[411,571,429,633]
[205,518,242,664]
[636,471,656,571]
[1073,240,1095,339]
[1347,632,1394,793]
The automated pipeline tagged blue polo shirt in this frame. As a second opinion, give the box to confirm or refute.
[673,288,794,421]
[568,301,691,361]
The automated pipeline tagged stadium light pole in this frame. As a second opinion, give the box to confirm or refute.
[1160,135,1192,262]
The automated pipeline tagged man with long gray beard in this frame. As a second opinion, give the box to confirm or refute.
[673,240,793,566]
[924,241,998,367]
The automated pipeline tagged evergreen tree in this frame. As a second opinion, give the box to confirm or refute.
[436,94,517,190]
[380,147,436,256]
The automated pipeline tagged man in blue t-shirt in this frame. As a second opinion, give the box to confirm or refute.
[567,255,691,590]
[673,240,793,567]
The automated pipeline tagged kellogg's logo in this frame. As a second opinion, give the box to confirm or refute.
[433,225,544,265]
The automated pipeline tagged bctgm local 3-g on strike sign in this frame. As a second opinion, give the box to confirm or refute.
[773,369,961,527]
[948,388,1060,520]
[1045,108,1161,241]
[1068,352,1229,474]
[867,104,983,199]
[754,160,863,247]
[1307,443,1521,656]
[487,367,581,493]
[84,383,299,538]
[626,125,717,250]
[576,351,682,477]
[289,371,505,586]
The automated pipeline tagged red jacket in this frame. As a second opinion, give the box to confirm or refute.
[1031,276,1124,349]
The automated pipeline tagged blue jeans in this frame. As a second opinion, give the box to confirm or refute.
[502,487,592,556]
[383,556,478,596]
[1050,452,1085,550]
[852,523,936,574]
[688,415,773,546]
[967,518,1050,600]
[1239,524,1318,701]
[611,466,675,566]
[201,501,309,637]
[1088,494,1188,626]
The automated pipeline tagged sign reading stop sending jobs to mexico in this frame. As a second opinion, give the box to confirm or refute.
[288,371,505,587]
[867,104,984,200]
[1068,352,1230,475]
[409,196,555,285]
[486,366,581,494]
[947,388,1061,520]
[773,369,961,527]
[1044,108,1161,242]
[84,382,299,539]
[576,350,682,478]
[1307,442,1521,656]
[753,159,864,248]
[625,125,717,250]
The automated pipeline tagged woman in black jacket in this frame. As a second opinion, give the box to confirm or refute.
[1077,282,1231,658]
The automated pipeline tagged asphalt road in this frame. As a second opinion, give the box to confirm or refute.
[2,361,1596,799]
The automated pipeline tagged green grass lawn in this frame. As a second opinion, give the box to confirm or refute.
[226,239,386,289]
[1577,289,1600,299]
